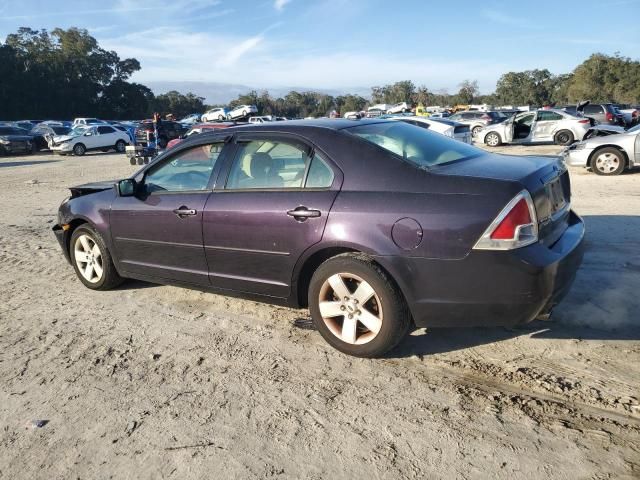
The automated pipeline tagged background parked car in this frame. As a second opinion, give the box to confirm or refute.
[387,102,410,114]
[179,114,202,125]
[73,118,108,127]
[480,109,591,147]
[448,111,504,137]
[0,125,34,155]
[226,105,258,120]
[29,123,71,150]
[50,124,130,156]
[201,108,228,122]
[166,122,236,149]
[386,115,472,144]
[134,120,188,148]
[614,104,640,126]
[248,116,273,124]
[564,123,640,175]
[562,102,625,127]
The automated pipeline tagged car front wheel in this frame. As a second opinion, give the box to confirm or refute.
[73,143,86,156]
[70,225,124,290]
[590,147,625,175]
[309,253,410,358]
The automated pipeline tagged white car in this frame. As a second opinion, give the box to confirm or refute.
[386,102,410,114]
[72,118,108,127]
[368,104,389,113]
[388,115,472,144]
[201,108,228,122]
[343,111,362,119]
[50,125,131,156]
[478,109,591,147]
[248,116,273,124]
[226,104,258,120]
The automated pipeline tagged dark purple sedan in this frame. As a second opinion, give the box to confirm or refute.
[53,119,585,357]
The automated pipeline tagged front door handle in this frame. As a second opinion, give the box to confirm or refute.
[173,206,197,218]
[287,206,321,222]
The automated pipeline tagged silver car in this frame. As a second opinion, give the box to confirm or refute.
[563,123,640,175]
[479,109,591,147]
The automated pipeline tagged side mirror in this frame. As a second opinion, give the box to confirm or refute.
[117,179,136,197]
[84,132,93,136]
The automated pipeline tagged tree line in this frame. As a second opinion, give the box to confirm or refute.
[1,27,639,121]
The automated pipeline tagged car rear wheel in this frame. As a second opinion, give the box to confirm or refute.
[472,126,483,137]
[115,140,126,153]
[309,253,410,358]
[70,225,124,290]
[73,143,86,156]
[590,147,625,176]
[218,114,225,121]
[554,130,574,146]
[485,132,502,147]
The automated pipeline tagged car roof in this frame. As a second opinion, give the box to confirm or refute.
[222,118,391,133]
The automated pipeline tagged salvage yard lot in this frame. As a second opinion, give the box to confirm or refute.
[1,146,639,479]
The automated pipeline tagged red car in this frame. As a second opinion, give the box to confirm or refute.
[166,122,236,149]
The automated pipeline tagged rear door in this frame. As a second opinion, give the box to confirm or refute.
[110,141,228,284]
[533,111,562,140]
[96,125,117,148]
[202,134,342,297]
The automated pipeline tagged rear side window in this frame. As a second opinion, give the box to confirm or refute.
[584,105,604,114]
[225,139,335,190]
[347,121,481,168]
[537,111,563,121]
[97,126,115,134]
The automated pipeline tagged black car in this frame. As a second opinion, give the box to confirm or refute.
[134,120,187,148]
[29,124,72,151]
[0,126,34,155]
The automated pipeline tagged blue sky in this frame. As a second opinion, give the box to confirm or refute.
[1,0,639,93]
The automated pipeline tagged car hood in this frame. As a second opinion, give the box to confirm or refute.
[581,130,634,148]
[0,134,33,141]
[69,180,117,198]
[589,124,626,134]
[52,134,79,142]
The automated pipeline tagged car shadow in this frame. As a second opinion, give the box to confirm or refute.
[0,160,59,168]
[387,213,640,358]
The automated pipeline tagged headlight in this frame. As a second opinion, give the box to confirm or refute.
[0,138,10,145]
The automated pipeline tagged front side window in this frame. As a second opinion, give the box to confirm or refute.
[144,143,224,193]
[347,121,481,168]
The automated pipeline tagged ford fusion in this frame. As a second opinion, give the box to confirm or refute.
[53,119,584,357]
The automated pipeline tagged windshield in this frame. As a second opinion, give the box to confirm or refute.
[628,124,640,133]
[69,126,89,136]
[346,121,482,168]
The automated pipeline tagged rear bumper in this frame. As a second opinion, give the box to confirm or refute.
[377,210,585,328]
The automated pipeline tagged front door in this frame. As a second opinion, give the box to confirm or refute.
[110,141,227,285]
[532,110,562,141]
[203,135,341,297]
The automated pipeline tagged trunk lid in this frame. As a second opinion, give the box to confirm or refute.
[434,153,571,246]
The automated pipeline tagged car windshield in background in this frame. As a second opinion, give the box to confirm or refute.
[346,121,482,168]
[0,127,23,135]
[52,126,70,134]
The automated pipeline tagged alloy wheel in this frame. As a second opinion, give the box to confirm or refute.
[318,273,383,345]
[486,133,499,146]
[595,152,620,174]
[74,234,103,283]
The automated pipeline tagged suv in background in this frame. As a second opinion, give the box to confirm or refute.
[135,120,187,148]
[448,111,504,137]
[563,103,625,126]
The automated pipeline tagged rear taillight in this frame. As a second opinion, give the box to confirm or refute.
[473,191,538,250]
[605,112,614,122]
[578,119,590,124]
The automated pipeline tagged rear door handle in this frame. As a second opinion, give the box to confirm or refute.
[287,206,321,221]
[173,206,197,218]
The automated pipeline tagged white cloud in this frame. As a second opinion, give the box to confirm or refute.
[274,0,291,10]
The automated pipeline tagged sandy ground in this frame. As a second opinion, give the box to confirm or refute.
[0,145,639,479]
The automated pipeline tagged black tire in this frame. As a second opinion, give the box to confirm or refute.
[590,147,626,176]
[115,140,126,153]
[554,129,574,146]
[158,136,168,149]
[70,225,124,290]
[472,125,483,137]
[485,131,502,147]
[73,143,86,156]
[218,114,225,121]
[308,253,411,358]
[31,143,38,154]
